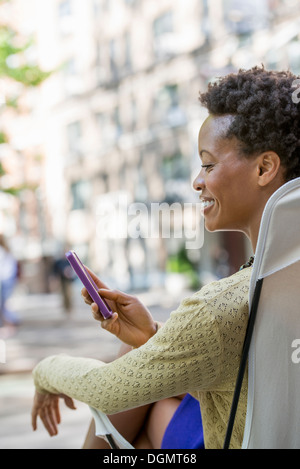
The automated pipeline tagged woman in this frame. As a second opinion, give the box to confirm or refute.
[31,66,300,449]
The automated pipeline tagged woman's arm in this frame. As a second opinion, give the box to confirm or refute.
[32,269,163,437]
[32,269,251,437]
[32,294,222,415]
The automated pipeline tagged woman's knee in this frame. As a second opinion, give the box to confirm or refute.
[144,397,182,449]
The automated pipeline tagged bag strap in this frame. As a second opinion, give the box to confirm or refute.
[223,278,264,449]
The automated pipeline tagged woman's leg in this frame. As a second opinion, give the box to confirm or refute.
[133,397,183,449]
[82,404,152,449]
[82,343,183,449]
[82,397,183,449]
[83,343,153,449]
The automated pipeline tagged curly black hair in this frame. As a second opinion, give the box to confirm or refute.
[199,66,300,181]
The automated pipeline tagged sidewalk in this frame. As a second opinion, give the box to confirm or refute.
[0,284,185,449]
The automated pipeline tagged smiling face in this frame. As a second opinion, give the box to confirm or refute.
[193,115,284,248]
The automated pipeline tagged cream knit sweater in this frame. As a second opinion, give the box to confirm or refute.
[33,267,251,449]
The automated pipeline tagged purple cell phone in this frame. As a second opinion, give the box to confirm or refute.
[65,250,112,319]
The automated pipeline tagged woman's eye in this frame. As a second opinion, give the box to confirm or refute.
[201,164,214,172]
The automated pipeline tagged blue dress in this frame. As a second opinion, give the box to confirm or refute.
[161,394,205,449]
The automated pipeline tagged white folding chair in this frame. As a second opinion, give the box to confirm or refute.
[89,407,134,449]
[224,177,300,449]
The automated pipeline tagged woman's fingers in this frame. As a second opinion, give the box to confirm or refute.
[31,392,77,437]
[31,407,38,431]
[80,265,110,304]
[53,396,61,425]
[37,403,58,436]
[98,288,133,305]
[100,312,119,331]
[46,405,59,436]
[84,266,109,290]
[62,395,77,410]
[81,287,93,304]
[91,302,102,321]
[91,303,118,324]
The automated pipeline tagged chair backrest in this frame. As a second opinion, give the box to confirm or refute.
[89,406,134,449]
[242,177,300,449]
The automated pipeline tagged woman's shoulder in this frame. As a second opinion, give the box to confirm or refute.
[190,266,252,303]
[158,268,252,365]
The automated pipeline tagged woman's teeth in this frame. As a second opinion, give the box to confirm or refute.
[201,199,215,209]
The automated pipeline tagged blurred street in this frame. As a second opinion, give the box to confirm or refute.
[0,283,184,449]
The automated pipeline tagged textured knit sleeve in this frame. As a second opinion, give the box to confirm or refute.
[33,268,251,415]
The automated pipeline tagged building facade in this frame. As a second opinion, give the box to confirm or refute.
[2,0,300,291]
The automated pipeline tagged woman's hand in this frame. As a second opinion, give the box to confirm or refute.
[81,268,157,348]
[31,389,76,437]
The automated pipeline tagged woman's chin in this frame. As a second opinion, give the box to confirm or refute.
[204,219,230,233]
[204,218,219,233]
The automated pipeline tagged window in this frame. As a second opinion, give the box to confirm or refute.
[223,0,269,35]
[282,0,300,11]
[152,85,186,127]
[58,0,73,36]
[288,38,300,75]
[113,107,123,139]
[62,57,84,96]
[95,42,111,85]
[153,84,178,121]
[124,32,132,71]
[58,0,71,17]
[134,166,148,202]
[95,41,101,68]
[162,153,191,203]
[201,0,211,39]
[162,153,190,181]
[109,33,132,81]
[153,11,173,37]
[124,0,138,6]
[265,48,283,70]
[110,39,118,81]
[153,11,175,59]
[96,113,113,146]
[70,180,91,210]
[130,98,137,131]
[96,109,122,146]
[93,0,101,15]
[66,121,82,158]
[95,172,109,194]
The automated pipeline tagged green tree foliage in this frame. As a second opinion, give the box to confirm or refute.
[0,4,51,195]
[0,25,51,86]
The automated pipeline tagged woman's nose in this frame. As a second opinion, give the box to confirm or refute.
[193,171,205,192]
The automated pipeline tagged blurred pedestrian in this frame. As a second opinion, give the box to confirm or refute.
[0,235,19,328]
[53,254,76,314]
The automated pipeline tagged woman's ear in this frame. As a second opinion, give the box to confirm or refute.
[257,152,282,187]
